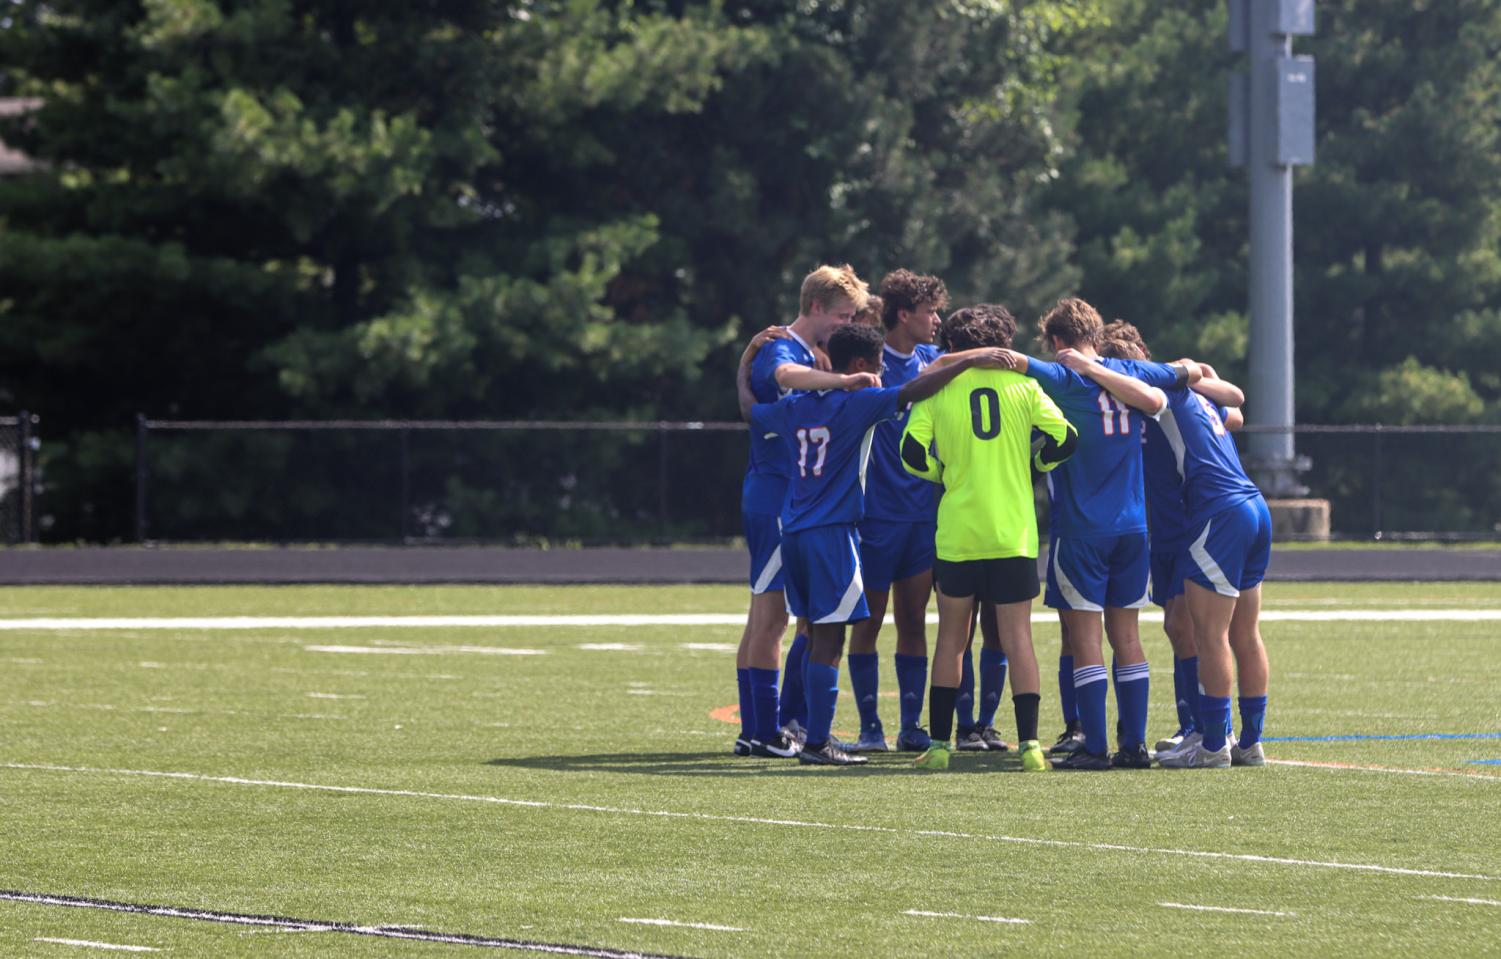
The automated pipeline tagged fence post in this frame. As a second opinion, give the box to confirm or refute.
[1371,426,1383,539]
[135,414,149,543]
[399,428,411,542]
[658,423,670,537]
[18,411,35,544]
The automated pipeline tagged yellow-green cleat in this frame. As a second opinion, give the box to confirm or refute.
[914,741,952,770]
[1019,739,1049,772]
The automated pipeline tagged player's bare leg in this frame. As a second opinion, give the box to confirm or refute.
[1156,595,1202,753]
[1103,606,1152,766]
[1160,581,1237,768]
[992,599,1046,770]
[1227,584,1269,765]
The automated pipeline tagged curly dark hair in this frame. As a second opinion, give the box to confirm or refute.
[1099,320,1150,360]
[827,322,885,372]
[879,269,949,330]
[940,304,1017,352]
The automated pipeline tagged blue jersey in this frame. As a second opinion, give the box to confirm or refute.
[863,342,942,521]
[742,331,818,515]
[1027,356,1183,539]
[1148,387,1260,528]
[749,387,904,534]
[1142,398,1230,551]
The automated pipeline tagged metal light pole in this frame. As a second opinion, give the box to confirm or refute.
[1229,0,1315,496]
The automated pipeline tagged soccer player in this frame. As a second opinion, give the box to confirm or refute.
[846,269,948,754]
[738,323,1009,765]
[736,264,870,758]
[1001,298,1195,770]
[1056,343,1269,769]
[854,294,885,329]
[900,305,1078,772]
[1097,322,1244,755]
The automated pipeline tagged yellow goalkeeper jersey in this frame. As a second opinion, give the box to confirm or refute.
[900,367,1075,561]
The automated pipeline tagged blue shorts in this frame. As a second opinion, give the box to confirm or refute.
[1044,532,1151,612]
[782,525,871,625]
[1185,495,1272,597]
[743,511,784,594]
[1149,546,1187,606]
[857,517,936,593]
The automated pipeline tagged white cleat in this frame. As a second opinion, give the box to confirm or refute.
[1154,731,1186,755]
[1154,731,1201,763]
[1157,739,1231,769]
[1230,741,1266,767]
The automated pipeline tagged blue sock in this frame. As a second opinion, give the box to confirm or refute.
[736,667,753,740]
[777,634,808,729]
[1059,655,1078,725]
[1182,656,1201,733]
[978,649,1006,727]
[1199,695,1233,752]
[956,648,976,733]
[748,667,780,743]
[1238,695,1268,748]
[804,662,841,748]
[1074,664,1110,755]
[848,653,882,734]
[894,653,927,729]
[1171,658,1191,733]
[1115,660,1150,749]
[798,645,811,727]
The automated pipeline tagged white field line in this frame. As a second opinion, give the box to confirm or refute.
[1265,759,1501,782]
[1419,895,1501,907]
[903,910,1030,925]
[302,645,546,656]
[2,609,1500,631]
[6,763,1498,884]
[616,919,744,932]
[32,939,158,953]
[1158,902,1294,917]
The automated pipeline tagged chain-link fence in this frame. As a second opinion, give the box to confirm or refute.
[0,413,39,545]
[132,417,1501,544]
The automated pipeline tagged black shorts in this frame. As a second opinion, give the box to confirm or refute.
[933,556,1040,605]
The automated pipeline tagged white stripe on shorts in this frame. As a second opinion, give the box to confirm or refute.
[1189,520,1239,598]
[818,532,866,624]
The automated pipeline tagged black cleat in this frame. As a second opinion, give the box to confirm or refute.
[1051,748,1112,771]
[750,732,801,758]
[1049,725,1086,756]
[978,725,1012,752]
[1110,743,1153,769]
[797,741,868,766]
[733,737,753,757]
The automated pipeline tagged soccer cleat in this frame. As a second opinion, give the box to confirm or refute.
[1154,730,1187,755]
[1051,748,1112,771]
[1231,741,1266,767]
[1155,731,1202,762]
[733,736,753,757]
[1157,740,1232,769]
[978,725,1011,752]
[1049,725,1086,756]
[955,728,988,751]
[895,726,933,752]
[782,719,808,746]
[1019,740,1048,772]
[1111,743,1153,769]
[852,728,891,753]
[913,742,952,770]
[798,741,868,766]
[750,732,802,758]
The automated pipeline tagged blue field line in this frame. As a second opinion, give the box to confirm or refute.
[1467,760,1501,766]
[1262,732,1501,743]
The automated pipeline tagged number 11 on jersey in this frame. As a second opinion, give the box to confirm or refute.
[1097,392,1131,436]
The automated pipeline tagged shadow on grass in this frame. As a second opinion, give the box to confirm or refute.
[484,750,1029,777]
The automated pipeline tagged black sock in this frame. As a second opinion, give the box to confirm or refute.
[1013,692,1040,743]
[930,685,958,743]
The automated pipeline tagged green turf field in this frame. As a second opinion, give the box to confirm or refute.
[2,583,1499,957]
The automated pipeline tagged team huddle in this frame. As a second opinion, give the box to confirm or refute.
[731,264,1272,770]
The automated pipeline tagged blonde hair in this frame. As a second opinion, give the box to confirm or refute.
[799,264,869,315]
